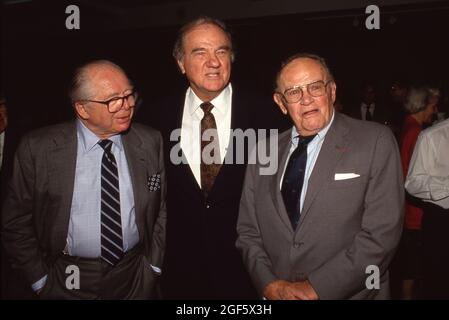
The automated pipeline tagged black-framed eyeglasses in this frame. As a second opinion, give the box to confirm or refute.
[278,80,332,104]
[80,90,138,113]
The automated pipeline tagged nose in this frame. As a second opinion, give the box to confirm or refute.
[300,90,314,105]
[206,53,220,68]
[121,95,136,111]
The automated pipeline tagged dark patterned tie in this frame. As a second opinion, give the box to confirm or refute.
[200,102,221,197]
[99,139,123,265]
[281,134,316,230]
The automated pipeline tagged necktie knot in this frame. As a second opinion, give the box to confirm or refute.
[99,139,113,152]
[296,134,316,148]
[200,102,214,114]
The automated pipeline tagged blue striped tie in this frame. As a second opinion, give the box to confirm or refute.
[99,139,123,265]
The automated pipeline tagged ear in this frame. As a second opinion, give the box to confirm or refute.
[176,58,186,74]
[273,93,288,115]
[330,81,337,105]
[74,102,90,120]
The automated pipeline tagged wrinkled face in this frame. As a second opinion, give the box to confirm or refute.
[274,58,336,136]
[177,23,232,101]
[75,65,134,139]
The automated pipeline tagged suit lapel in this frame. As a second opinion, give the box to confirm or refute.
[122,127,149,241]
[270,130,294,232]
[298,113,349,231]
[170,92,204,197]
[48,122,77,249]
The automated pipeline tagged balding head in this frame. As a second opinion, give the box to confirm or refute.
[275,53,333,92]
[69,60,130,105]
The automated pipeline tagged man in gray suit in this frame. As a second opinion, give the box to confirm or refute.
[1,60,166,299]
[236,53,404,300]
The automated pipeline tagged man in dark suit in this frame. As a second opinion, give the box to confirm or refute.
[141,17,257,299]
[237,53,404,299]
[347,83,391,125]
[1,60,166,299]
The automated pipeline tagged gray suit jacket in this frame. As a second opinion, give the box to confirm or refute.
[236,112,404,299]
[1,121,166,287]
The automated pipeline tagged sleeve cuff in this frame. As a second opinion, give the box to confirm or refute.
[150,264,162,275]
[31,275,48,292]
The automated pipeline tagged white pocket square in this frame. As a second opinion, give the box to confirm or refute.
[334,173,360,180]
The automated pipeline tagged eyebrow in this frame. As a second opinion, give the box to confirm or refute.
[99,88,134,101]
[190,45,231,54]
[217,45,231,51]
[191,47,206,54]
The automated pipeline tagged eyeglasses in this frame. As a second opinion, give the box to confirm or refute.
[80,90,138,113]
[279,80,332,104]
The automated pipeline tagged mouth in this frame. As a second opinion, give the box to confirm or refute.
[115,114,131,123]
[205,72,220,79]
[302,109,319,118]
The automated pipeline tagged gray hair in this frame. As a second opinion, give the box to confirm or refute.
[404,86,440,114]
[172,16,234,62]
[68,60,130,105]
[275,53,334,91]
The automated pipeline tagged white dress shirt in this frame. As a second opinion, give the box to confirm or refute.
[180,84,232,186]
[361,102,375,121]
[405,118,449,209]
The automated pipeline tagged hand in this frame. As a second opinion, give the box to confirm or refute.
[263,280,318,300]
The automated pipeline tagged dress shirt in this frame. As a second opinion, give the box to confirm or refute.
[405,118,449,209]
[180,84,232,186]
[67,120,138,257]
[361,102,375,121]
[280,111,335,212]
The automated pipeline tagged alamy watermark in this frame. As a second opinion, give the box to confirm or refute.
[65,5,80,30]
[365,265,380,290]
[170,128,279,175]
[65,264,80,290]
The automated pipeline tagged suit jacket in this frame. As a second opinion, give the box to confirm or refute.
[1,121,167,290]
[346,102,391,126]
[0,126,20,197]
[236,112,404,299]
[137,87,263,299]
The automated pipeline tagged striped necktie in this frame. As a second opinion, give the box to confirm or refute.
[99,139,123,265]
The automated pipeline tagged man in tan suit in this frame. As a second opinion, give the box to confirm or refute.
[236,53,404,300]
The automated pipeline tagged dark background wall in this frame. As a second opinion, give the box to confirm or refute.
[2,0,449,133]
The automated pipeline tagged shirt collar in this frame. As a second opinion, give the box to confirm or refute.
[361,102,375,108]
[76,119,123,153]
[290,109,335,147]
[186,83,232,116]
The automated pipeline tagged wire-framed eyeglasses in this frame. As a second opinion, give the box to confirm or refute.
[278,80,332,104]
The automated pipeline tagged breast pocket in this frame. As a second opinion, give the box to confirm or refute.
[327,175,367,190]
[146,172,162,193]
